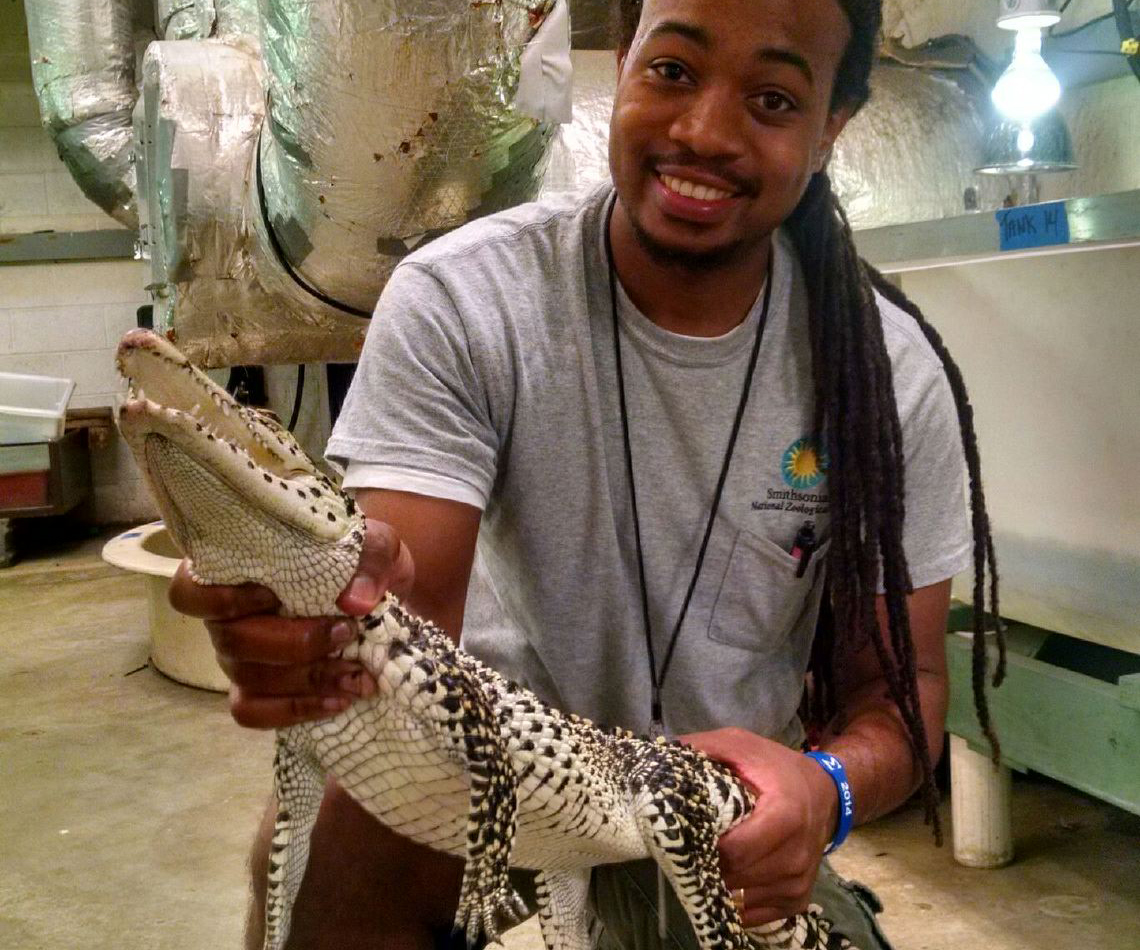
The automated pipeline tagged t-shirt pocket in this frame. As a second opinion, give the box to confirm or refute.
[707,527,832,652]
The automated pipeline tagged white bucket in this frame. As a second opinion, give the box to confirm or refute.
[102,522,229,692]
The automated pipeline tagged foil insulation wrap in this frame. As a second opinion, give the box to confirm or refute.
[832,64,994,228]
[23,0,138,227]
[156,0,216,40]
[566,0,614,48]
[258,0,558,315]
[540,50,614,198]
[138,39,368,367]
[156,0,261,42]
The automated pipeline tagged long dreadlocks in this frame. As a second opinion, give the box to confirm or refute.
[616,0,1006,842]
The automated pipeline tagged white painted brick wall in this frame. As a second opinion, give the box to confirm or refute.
[0,83,40,127]
[0,128,55,173]
[0,259,157,524]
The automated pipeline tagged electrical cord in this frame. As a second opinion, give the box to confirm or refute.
[1049,3,1133,39]
[1115,0,1140,82]
[287,364,305,432]
[254,130,372,320]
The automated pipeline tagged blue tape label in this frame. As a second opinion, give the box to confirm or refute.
[996,201,1070,251]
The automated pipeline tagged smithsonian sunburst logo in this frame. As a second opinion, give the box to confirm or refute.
[781,438,828,490]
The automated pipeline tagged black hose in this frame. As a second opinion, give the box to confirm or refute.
[254,132,372,320]
[287,364,305,432]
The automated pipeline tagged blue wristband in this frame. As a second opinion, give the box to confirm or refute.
[805,751,854,854]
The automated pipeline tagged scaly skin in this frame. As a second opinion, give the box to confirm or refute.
[115,329,858,950]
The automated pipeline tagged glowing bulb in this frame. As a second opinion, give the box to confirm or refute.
[991,27,1061,123]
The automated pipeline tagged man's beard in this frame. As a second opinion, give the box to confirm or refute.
[626,209,762,273]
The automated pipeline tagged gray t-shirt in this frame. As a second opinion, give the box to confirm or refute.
[327,184,971,745]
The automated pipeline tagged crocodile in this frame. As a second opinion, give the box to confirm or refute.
[115,329,860,950]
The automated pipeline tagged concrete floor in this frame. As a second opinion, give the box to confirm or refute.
[2,527,1138,950]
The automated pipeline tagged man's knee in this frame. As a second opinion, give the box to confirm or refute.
[246,779,465,950]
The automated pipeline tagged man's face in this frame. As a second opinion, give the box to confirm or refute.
[609,0,853,269]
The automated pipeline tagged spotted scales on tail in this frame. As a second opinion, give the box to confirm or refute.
[114,329,862,950]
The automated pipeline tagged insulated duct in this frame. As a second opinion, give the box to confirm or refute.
[23,0,141,227]
[256,0,556,316]
[155,0,260,42]
[141,0,562,366]
[831,64,1002,228]
[26,0,1021,366]
[566,0,613,48]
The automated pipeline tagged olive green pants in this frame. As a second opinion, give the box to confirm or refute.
[443,860,893,950]
[587,859,893,950]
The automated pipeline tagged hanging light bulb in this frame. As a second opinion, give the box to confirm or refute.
[991,27,1062,123]
[976,2,1077,177]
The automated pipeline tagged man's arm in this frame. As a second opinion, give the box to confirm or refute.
[816,578,951,825]
[685,578,952,926]
[168,490,481,729]
[351,488,483,640]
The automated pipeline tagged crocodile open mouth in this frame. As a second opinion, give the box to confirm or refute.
[115,329,353,543]
[117,330,308,479]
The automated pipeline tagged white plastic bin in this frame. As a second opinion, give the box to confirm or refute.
[0,372,76,444]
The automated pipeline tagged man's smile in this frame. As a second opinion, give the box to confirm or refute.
[657,172,736,202]
[651,168,745,225]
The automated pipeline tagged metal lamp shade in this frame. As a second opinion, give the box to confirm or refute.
[976,111,1078,175]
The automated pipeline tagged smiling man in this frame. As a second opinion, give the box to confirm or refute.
[169,2,999,949]
[607,0,852,334]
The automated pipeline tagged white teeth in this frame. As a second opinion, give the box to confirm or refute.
[660,174,732,202]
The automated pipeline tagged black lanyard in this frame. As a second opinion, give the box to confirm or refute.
[603,195,774,738]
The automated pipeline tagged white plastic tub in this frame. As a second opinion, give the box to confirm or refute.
[0,372,76,444]
[102,522,229,692]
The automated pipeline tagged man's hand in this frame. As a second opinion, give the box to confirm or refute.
[168,518,414,729]
[682,728,837,927]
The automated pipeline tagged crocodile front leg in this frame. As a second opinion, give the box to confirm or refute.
[264,734,326,950]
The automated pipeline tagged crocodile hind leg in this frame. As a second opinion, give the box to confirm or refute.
[263,733,325,950]
[534,869,593,950]
[633,786,751,950]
